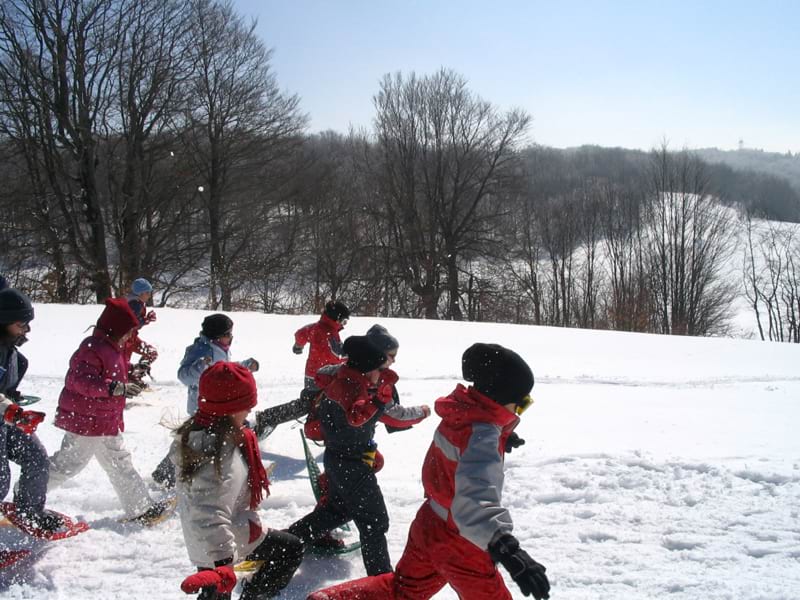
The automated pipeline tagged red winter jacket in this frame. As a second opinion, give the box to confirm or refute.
[421,384,519,551]
[55,329,131,436]
[294,314,345,378]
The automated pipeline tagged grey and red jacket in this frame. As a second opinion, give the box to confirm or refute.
[55,328,130,436]
[421,384,519,551]
[317,366,427,460]
[294,314,345,378]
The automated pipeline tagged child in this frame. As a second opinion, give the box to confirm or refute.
[364,324,429,433]
[151,314,258,489]
[293,301,350,389]
[124,278,158,386]
[307,343,551,600]
[287,335,429,576]
[289,325,430,553]
[47,298,169,523]
[174,362,303,600]
[0,288,61,531]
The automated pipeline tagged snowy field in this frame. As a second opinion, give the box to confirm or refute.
[2,304,800,599]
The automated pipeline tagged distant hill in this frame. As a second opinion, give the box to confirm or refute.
[695,147,800,194]
[546,145,800,223]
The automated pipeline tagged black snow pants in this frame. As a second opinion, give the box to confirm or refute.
[288,453,392,576]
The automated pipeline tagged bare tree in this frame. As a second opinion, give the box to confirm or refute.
[645,145,736,335]
[180,0,305,310]
[0,0,129,300]
[743,216,800,342]
[599,180,653,331]
[373,68,529,319]
[103,0,196,290]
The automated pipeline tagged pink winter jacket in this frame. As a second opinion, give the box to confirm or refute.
[54,328,130,436]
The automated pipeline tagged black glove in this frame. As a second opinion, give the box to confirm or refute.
[505,432,526,453]
[489,533,550,599]
[130,360,151,381]
[110,381,143,398]
[292,344,303,355]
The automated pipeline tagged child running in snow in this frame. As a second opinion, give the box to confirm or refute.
[293,301,350,389]
[306,343,551,600]
[287,335,430,576]
[151,313,258,489]
[47,298,170,523]
[174,361,303,600]
[0,288,62,532]
[123,278,159,386]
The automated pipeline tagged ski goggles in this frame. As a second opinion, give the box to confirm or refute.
[515,394,534,416]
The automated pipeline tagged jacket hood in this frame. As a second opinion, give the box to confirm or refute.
[434,383,519,430]
[313,363,343,390]
[319,313,343,332]
[170,427,234,471]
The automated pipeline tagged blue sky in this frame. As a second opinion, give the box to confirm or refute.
[234,0,799,153]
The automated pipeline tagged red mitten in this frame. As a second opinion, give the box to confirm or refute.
[180,565,236,594]
[373,449,384,473]
[375,383,394,405]
[144,310,157,324]
[3,405,45,435]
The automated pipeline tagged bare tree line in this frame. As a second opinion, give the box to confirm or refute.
[1,0,795,341]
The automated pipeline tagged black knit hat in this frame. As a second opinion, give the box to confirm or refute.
[462,343,534,407]
[366,324,399,352]
[343,335,386,374]
[201,313,233,339]
[324,300,350,322]
[0,289,34,324]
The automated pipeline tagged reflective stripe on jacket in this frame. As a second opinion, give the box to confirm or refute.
[420,384,519,550]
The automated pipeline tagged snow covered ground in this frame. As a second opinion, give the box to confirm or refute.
[2,304,800,599]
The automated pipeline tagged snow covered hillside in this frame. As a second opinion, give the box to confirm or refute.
[3,304,800,599]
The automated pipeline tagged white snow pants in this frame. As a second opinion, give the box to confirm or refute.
[48,431,153,517]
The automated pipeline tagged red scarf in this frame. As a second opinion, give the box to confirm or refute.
[240,426,270,509]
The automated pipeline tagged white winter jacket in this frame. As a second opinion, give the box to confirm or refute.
[171,429,266,567]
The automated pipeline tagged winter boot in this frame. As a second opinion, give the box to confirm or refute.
[310,531,346,551]
[127,498,174,526]
[15,509,64,534]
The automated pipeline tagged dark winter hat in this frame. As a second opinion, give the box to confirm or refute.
[0,289,34,324]
[197,361,257,417]
[201,313,233,339]
[462,343,534,407]
[343,335,387,374]
[131,278,153,295]
[366,324,399,352]
[96,297,140,339]
[324,300,350,322]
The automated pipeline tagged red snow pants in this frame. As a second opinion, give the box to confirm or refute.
[307,502,512,600]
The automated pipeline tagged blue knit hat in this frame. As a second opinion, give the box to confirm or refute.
[131,278,153,295]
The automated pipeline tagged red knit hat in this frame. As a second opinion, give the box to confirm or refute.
[96,298,140,339]
[197,361,257,416]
